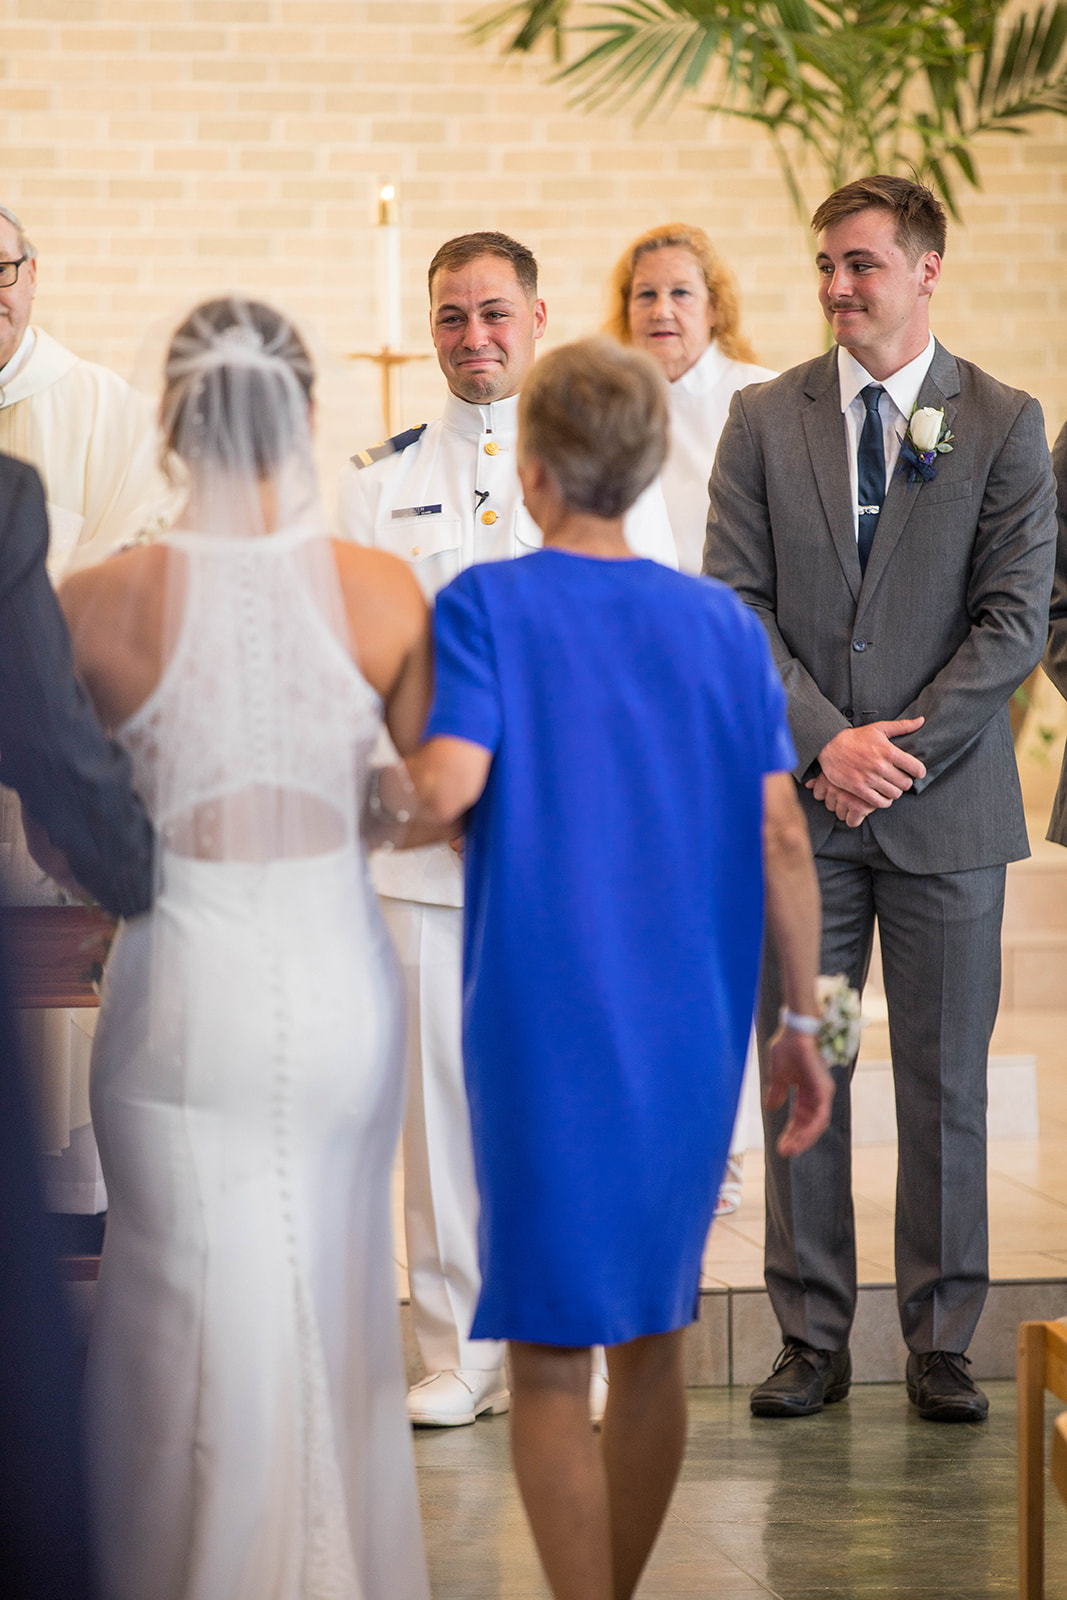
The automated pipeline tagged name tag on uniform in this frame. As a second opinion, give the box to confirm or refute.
[391,504,443,519]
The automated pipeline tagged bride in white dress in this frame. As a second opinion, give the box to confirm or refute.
[58,298,434,1600]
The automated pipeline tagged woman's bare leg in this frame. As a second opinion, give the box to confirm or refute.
[602,1330,688,1600]
[508,1342,613,1600]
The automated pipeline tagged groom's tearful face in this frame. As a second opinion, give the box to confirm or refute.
[430,256,546,406]
[815,207,940,373]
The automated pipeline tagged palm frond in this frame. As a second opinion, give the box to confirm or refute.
[466,0,573,58]
[465,0,1067,224]
[968,2,1067,127]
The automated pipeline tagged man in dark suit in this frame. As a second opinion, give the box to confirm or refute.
[1043,424,1067,843]
[704,176,1056,1423]
[0,451,153,1599]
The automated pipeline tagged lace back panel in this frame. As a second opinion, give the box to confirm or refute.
[120,530,380,860]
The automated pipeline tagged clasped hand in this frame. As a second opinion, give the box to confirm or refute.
[806,718,926,828]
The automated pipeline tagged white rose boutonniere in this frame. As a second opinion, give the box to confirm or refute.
[898,404,954,485]
[909,407,944,452]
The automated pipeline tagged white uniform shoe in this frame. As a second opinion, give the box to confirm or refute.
[407,1368,510,1428]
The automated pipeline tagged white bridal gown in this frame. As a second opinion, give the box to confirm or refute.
[85,528,430,1600]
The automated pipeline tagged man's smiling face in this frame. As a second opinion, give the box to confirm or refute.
[816,207,940,378]
[430,256,546,404]
[0,213,36,372]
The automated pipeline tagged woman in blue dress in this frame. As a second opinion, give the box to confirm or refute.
[404,338,832,1600]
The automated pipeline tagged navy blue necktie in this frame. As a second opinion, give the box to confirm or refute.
[856,384,885,575]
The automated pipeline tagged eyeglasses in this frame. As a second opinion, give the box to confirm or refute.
[0,256,31,289]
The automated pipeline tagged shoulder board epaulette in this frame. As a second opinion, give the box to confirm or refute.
[350,423,428,470]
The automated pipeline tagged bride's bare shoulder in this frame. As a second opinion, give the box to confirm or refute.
[59,544,171,691]
[60,542,169,625]
[329,540,427,624]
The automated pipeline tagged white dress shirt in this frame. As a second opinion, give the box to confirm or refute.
[837,334,937,542]
[338,388,679,905]
[663,342,777,574]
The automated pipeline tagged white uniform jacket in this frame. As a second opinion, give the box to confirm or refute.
[338,388,679,907]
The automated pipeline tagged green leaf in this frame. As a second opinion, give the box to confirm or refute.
[466,0,1067,227]
[467,0,572,56]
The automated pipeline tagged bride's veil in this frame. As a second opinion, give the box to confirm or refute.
[159,296,322,545]
[143,296,365,870]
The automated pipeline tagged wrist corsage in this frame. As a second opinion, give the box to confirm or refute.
[815,973,864,1068]
[897,405,953,485]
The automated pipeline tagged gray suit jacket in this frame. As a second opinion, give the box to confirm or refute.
[704,341,1056,875]
[1043,422,1067,844]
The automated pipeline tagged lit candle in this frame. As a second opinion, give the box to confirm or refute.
[377,183,402,350]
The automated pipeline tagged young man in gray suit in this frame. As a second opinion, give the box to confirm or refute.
[704,176,1056,1422]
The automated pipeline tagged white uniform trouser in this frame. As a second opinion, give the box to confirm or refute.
[381,897,505,1375]
[729,1031,765,1157]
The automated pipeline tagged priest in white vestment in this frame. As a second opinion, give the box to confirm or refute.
[0,203,169,1219]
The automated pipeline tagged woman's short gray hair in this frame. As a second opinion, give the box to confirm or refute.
[0,204,37,261]
[518,339,668,520]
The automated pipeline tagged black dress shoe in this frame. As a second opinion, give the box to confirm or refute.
[905,1350,989,1422]
[750,1340,851,1418]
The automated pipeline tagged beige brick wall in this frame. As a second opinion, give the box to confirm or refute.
[2,0,1066,510]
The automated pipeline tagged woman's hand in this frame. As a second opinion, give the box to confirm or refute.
[763,1027,834,1158]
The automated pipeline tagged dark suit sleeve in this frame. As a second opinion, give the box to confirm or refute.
[0,459,154,917]
[0,929,95,1600]
[703,390,850,777]
[1043,422,1067,698]
[894,396,1056,791]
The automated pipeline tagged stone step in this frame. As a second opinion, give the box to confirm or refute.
[1003,844,1067,934]
[397,1280,1067,1388]
[684,1278,1067,1387]
[851,1052,1039,1143]
[1002,931,1067,1010]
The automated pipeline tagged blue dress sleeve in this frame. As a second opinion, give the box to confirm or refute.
[424,572,503,754]
[740,601,796,774]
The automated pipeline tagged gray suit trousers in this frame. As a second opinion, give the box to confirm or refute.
[758,819,1004,1354]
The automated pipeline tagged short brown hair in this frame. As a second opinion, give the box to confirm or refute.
[811,176,947,261]
[605,222,758,364]
[519,338,668,520]
[428,231,538,299]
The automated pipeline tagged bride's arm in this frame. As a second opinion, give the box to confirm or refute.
[333,543,458,849]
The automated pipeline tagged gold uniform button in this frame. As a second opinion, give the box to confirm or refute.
[484,440,500,456]
[411,546,420,557]
[481,509,498,526]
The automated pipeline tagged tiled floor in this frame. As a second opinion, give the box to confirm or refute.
[416,1380,1067,1598]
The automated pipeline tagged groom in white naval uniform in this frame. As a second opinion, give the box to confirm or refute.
[339,231,678,1425]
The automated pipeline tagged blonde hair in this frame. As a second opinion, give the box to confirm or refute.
[519,338,668,520]
[606,223,758,365]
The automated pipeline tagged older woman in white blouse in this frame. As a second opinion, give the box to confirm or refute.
[607,222,776,576]
[608,223,776,1210]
